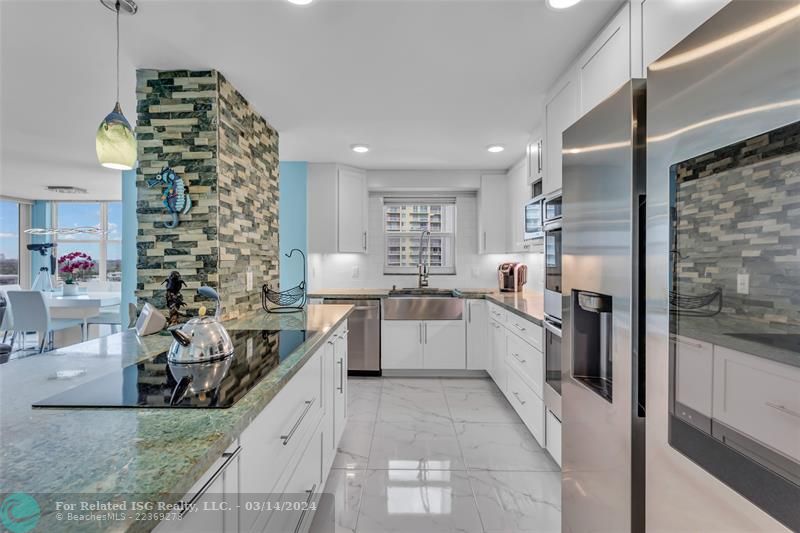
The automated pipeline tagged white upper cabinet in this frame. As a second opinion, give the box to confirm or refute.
[578,4,632,115]
[544,73,579,195]
[641,0,730,71]
[526,130,544,185]
[478,174,508,253]
[337,167,368,253]
[307,164,368,254]
[506,159,529,253]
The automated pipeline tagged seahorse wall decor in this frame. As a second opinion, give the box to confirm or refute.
[147,165,192,228]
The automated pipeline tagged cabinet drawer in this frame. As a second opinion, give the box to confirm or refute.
[507,314,542,351]
[713,346,800,462]
[488,303,507,323]
[506,332,543,398]
[239,352,323,510]
[673,335,714,419]
[507,370,545,445]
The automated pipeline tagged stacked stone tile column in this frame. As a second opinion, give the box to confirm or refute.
[135,69,279,320]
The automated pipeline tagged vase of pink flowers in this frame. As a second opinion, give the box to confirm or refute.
[58,252,96,295]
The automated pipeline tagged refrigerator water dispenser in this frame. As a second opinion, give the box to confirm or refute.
[571,290,613,403]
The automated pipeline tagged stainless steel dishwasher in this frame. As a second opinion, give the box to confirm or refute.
[323,298,381,375]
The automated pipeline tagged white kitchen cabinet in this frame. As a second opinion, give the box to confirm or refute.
[544,73,579,195]
[424,320,467,369]
[307,164,368,254]
[489,319,507,393]
[507,159,530,253]
[713,346,800,463]
[578,4,631,115]
[507,369,545,445]
[506,331,544,399]
[526,132,544,185]
[546,409,562,467]
[382,320,466,370]
[478,174,508,253]
[156,441,240,533]
[382,321,424,369]
[673,335,714,418]
[642,0,730,71]
[322,337,336,474]
[333,325,349,446]
[466,300,489,370]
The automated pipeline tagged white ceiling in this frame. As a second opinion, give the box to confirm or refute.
[0,0,622,201]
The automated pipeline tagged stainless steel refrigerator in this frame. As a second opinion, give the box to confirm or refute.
[562,1,800,531]
[561,79,647,533]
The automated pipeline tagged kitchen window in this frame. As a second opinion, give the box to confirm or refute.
[0,199,21,286]
[53,202,122,282]
[383,198,456,275]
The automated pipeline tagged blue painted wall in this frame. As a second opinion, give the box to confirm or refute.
[121,169,137,327]
[278,162,308,290]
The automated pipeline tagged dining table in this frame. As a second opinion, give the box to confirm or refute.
[43,291,122,341]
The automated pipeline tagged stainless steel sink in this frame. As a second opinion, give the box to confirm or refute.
[388,287,456,297]
[383,295,464,320]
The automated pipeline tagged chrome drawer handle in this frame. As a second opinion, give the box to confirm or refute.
[766,401,800,419]
[669,335,703,349]
[512,352,526,363]
[512,391,526,405]
[513,323,526,332]
[281,399,316,445]
[337,358,344,393]
[294,483,317,533]
[179,446,241,518]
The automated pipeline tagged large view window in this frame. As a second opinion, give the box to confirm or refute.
[54,202,122,282]
[0,200,20,286]
[383,198,456,275]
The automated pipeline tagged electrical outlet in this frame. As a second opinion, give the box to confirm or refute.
[246,269,253,291]
[352,266,360,279]
[737,273,750,294]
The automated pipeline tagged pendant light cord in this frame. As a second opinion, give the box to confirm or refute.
[115,0,120,103]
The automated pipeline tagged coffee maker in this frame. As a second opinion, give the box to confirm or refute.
[498,263,527,292]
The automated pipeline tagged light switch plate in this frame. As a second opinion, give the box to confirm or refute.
[737,273,749,294]
[352,266,360,279]
[472,267,480,278]
[246,338,253,359]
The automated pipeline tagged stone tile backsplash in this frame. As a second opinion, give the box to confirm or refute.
[673,120,800,327]
[135,69,279,320]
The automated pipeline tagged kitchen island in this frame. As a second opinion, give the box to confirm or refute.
[0,303,353,532]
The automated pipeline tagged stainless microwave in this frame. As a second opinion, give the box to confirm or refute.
[523,196,544,240]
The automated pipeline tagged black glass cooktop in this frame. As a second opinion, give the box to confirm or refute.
[33,329,316,409]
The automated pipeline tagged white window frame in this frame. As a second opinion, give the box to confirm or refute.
[382,197,457,276]
[52,201,121,282]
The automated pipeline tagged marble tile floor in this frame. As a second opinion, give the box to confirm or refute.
[321,377,561,533]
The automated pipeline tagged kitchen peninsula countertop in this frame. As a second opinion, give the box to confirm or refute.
[0,304,353,532]
[308,287,544,325]
[674,313,800,369]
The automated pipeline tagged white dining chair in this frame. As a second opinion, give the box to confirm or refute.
[6,291,84,353]
[86,306,122,335]
[0,284,21,345]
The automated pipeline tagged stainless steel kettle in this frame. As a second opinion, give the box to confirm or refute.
[168,287,234,364]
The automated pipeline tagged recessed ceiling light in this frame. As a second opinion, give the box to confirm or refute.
[287,0,313,5]
[351,144,370,153]
[547,0,582,9]
[487,145,505,153]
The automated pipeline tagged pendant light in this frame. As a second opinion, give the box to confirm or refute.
[96,0,138,170]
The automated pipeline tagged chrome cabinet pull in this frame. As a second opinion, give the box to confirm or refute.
[337,358,344,393]
[424,322,428,344]
[766,401,800,419]
[281,399,316,445]
[512,352,526,363]
[179,446,241,518]
[294,483,317,533]
[363,232,367,251]
[419,323,423,344]
[513,323,526,332]
[512,391,526,405]
[468,302,472,323]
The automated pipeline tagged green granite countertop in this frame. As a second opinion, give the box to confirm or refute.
[673,313,800,369]
[308,287,543,324]
[0,304,353,532]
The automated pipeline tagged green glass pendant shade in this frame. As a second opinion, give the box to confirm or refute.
[96,101,137,170]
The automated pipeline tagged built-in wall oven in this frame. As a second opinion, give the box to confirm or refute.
[543,193,562,321]
[543,315,562,418]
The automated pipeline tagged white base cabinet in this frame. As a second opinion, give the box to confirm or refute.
[466,300,489,370]
[382,320,466,370]
[546,409,562,467]
[157,320,349,533]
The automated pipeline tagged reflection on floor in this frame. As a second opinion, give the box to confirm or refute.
[323,377,561,533]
